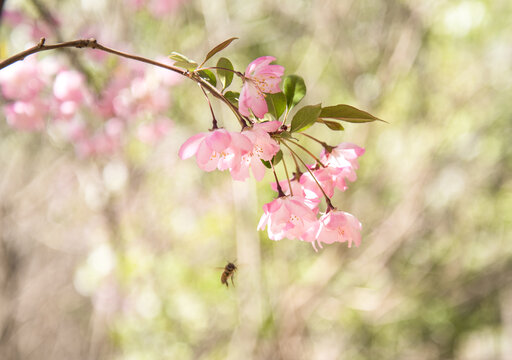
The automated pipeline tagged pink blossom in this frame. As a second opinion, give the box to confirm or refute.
[91,132,121,156]
[271,178,320,212]
[3,10,25,27]
[154,57,184,86]
[149,0,185,17]
[315,210,362,249]
[137,118,172,144]
[0,58,44,100]
[105,118,125,140]
[96,76,131,118]
[113,76,171,117]
[239,56,284,118]
[5,101,47,131]
[257,196,317,241]
[59,118,87,141]
[230,121,281,181]
[55,101,80,121]
[321,143,365,182]
[74,138,95,158]
[53,70,85,102]
[299,167,336,199]
[178,129,253,173]
[31,22,55,41]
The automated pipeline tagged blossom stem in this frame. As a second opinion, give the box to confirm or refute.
[282,138,326,168]
[326,198,335,212]
[199,85,218,129]
[281,157,293,197]
[0,38,248,129]
[288,149,302,175]
[281,141,332,205]
[269,161,286,197]
[300,133,334,152]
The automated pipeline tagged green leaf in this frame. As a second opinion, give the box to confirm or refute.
[290,104,321,133]
[283,75,306,109]
[317,119,344,131]
[272,149,283,166]
[319,104,382,123]
[200,37,238,66]
[198,69,217,86]
[265,92,287,120]
[278,131,292,139]
[224,91,239,106]
[169,52,192,62]
[261,150,283,168]
[169,52,198,70]
[261,159,271,169]
[173,61,198,71]
[216,57,234,90]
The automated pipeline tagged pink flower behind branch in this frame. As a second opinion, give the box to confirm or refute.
[137,118,172,144]
[5,100,47,131]
[0,58,44,101]
[239,57,284,118]
[53,70,86,103]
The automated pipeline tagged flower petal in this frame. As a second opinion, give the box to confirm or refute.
[251,157,266,181]
[245,56,276,76]
[205,129,231,152]
[178,132,206,159]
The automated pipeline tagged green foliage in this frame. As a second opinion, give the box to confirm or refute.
[224,91,239,106]
[316,118,344,131]
[283,75,306,109]
[261,149,283,168]
[200,37,238,67]
[169,52,198,70]
[320,104,381,123]
[197,69,217,86]
[216,57,234,91]
[265,92,287,120]
[290,104,321,133]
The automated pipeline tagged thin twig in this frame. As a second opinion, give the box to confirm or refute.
[199,85,218,129]
[281,141,333,208]
[300,133,334,152]
[269,161,285,197]
[282,138,326,167]
[281,156,293,196]
[289,149,302,175]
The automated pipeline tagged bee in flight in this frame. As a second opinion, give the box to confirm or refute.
[220,262,237,288]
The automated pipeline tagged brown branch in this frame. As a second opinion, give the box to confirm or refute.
[0,38,247,128]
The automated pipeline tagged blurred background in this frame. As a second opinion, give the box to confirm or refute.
[1,0,511,359]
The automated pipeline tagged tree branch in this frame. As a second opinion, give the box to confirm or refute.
[0,38,248,128]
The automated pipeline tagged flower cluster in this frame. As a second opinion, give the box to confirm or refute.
[176,54,375,251]
[0,55,178,157]
[179,121,281,181]
[1,33,379,251]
